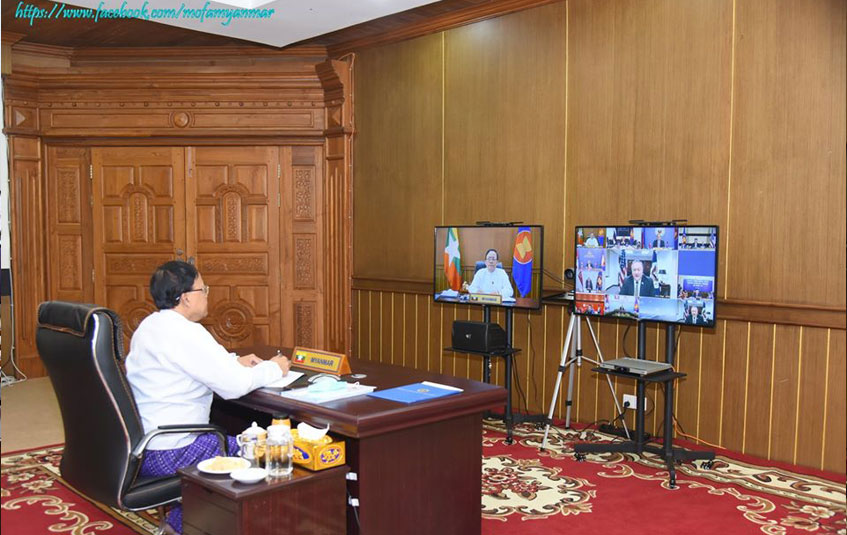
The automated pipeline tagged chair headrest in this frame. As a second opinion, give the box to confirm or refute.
[38,301,115,337]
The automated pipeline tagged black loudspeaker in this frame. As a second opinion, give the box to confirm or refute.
[451,321,507,353]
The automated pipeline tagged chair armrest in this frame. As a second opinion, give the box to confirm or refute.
[132,424,228,459]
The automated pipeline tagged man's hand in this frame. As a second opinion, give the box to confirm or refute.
[237,354,263,367]
[271,355,291,376]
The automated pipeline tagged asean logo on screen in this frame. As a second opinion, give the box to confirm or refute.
[513,230,533,264]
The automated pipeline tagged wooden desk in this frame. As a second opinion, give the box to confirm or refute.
[179,465,347,535]
[214,347,507,535]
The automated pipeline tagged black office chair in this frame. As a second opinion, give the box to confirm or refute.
[36,301,226,535]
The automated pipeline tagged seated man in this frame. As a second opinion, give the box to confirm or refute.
[126,260,290,534]
[462,248,514,299]
[619,259,656,297]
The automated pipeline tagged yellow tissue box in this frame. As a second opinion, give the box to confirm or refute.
[291,430,346,471]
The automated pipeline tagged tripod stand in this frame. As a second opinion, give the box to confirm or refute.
[541,311,629,450]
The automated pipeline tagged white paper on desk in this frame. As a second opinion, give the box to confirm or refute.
[277,383,376,404]
[420,381,463,392]
[262,371,305,389]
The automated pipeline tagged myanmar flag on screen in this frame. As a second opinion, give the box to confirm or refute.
[512,227,533,297]
[443,227,462,291]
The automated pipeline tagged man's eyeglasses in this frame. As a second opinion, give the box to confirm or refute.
[184,285,209,296]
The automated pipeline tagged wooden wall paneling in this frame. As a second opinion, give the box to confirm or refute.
[353,33,443,283]
[769,325,801,465]
[524,309,545,415]
[742,323,775,459]
[794,327,829,468]
[447,304,470,379]
[352,289,361,358]
[695,322,726,447]
[589,316,616,426]
[822,329,845,473]
[573,319,598,426]
[188,146,281,349]
[9,136,46,377]
[415,294,429,371]
[729,0,846,307]
[402,293,411,368]
[362,289,376,360]
[443,4,566,281]
[425,298,439,372]
[91,146,186,348]
[566,0,731,239]
[294,145,325,350]
[379,292,392,364]
[389,291,403,365]
[317,58,353,355]
[674,327,702,441]
[719,321,749,454]
[510,310,528,413]
[643,324,662,437]
[45,146,93,304]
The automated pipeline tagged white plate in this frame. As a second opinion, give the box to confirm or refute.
[197,457,250,475]
[230,467,268,484]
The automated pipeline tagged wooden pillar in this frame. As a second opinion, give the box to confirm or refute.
[317,58,355,356]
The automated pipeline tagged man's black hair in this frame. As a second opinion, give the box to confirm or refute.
[150,260,198,310]
[485,248,499,260]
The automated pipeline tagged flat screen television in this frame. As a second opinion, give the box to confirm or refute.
[573,225,719,326]
[434,225,544,310]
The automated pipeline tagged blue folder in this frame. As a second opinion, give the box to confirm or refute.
[368,382,461,404]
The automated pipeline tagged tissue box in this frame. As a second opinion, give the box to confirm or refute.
[291,430,346,471]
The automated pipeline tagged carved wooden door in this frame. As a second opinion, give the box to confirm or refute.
[187,147,281,348]
[91,147,186,347]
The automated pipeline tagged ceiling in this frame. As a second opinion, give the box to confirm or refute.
[1,0,495,51]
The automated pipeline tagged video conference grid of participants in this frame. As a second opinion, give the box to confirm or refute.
[574,226,717,325]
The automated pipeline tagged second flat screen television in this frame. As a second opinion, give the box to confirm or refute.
[574,225,719,326]
[434,225,543,310]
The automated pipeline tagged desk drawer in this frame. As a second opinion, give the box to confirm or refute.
[182,481,237,535]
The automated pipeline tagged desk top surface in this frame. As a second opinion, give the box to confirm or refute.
[232,346,507,439]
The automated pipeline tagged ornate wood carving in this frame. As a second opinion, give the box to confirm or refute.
[10,105,37,130]
[58,236,82,290]
[210,300,254,342]
[119,299,158,342]
[199,256,268,274]
[56,167,80,223]
[106,255,171,275]
[294,235,316,289]
[5,51,340,374]
[46,146,93,307]
[293,167,315,221]
[294,301,316,348]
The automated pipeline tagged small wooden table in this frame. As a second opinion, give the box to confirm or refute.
[178,465,348,535]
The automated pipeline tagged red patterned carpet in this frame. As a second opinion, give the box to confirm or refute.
[2,425,845,535]
[1,445,159,534]
[481,420,846,535]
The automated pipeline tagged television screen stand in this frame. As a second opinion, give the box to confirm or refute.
[573,322,714,488]
[446,305,545,444]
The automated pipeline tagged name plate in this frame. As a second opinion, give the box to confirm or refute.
[291,347,352,376]
[469,293,502,305]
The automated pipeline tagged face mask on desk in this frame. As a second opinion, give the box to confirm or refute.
[307,377,347,393]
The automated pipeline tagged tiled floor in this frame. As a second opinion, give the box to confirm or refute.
[1,377,64,453]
